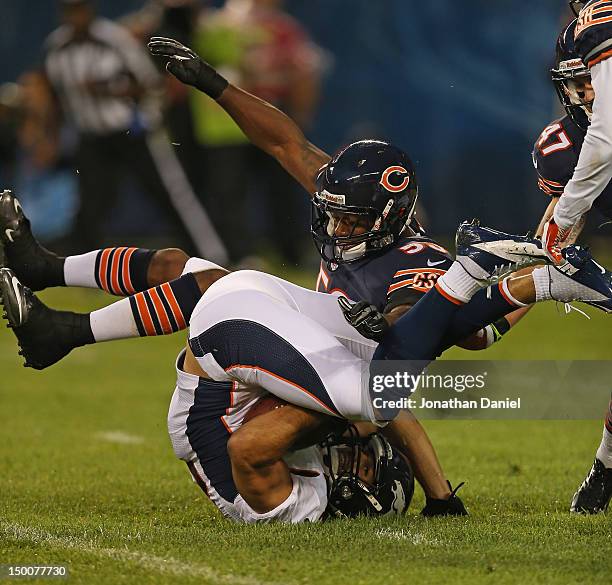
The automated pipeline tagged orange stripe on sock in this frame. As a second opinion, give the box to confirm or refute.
[110,247,126,296]
[122,248,136,294]
[149,287,173,334]
[135,292,156,336]
[160,282,186,329]
[98,248,112,293]
[434,282,464,305]
[498,281,517,307]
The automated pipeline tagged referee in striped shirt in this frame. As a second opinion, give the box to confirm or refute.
[43,0,227,263]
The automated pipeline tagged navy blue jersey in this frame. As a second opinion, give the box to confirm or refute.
[574,1,612,68]
[315,236,453,313]
[532,114,612,219]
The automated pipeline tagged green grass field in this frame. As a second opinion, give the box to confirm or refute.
[1,266,611,585]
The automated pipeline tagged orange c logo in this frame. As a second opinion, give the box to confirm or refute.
[380,165,409,193]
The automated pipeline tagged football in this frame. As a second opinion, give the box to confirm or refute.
[243,395,287,424]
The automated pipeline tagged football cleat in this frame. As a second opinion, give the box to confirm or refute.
[0,268,93,369]
[570,458,612,514]
[0,190,64,291]
[455,220,547,284]
[553,245,612,312]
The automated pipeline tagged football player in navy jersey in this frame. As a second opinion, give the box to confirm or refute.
[533,17,612,245]
[541,2,612,260]
[145,36,523,348]
[533,6,612,515]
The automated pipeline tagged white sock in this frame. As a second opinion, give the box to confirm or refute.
[500,277,529,307]
[532,265,607,303]
[596,427,612,469]
[89,298,139,342]
[436,262,482,303]
[64,251,100,288]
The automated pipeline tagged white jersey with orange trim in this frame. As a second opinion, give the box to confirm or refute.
[168,350,328,523]
[188,270,378,420]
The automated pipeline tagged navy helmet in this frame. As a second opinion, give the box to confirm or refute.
[322,427,415,519]
[311,140,419,268]
[551,19,592,130]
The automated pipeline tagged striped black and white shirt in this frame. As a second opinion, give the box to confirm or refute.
[44,18,160,135]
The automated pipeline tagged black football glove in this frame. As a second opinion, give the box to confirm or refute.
[337,297,389,342]
[421,481,468,517]
[147,37,229,99]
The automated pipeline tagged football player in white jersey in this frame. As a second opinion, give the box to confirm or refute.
[164,220,612,522]
[3,217,612,521]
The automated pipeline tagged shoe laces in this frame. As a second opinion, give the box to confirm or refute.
[449,481,465,499]
[559,302,591,320]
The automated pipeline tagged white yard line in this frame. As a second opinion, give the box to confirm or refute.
[94,430,145,445]
[374,527,440,545]
[1,521,278,585]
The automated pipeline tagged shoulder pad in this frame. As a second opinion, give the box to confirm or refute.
[575,2,612,67]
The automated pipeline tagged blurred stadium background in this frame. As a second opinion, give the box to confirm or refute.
[1,3,610,584]
[2,0,607,262]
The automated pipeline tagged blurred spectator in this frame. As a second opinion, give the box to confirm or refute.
[13,71,78,243]
[191,0,324,264]
[42,0,227,262]
[123,0,203,191]
[0,82,21,186]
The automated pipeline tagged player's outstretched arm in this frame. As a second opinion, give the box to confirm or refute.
[148,37,330,194]
[218,85,330,194]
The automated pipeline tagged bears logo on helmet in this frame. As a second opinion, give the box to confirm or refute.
[380,166,410,193]
[311,140,419,268]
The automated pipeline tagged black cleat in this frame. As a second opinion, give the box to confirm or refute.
[421,481,468,517]
[570,458,612,514]
[0,190,65,291]
[0,268,94,369]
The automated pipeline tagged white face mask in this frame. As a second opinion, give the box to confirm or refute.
[566,78,593,121]
[326,212,369,262]
[336,242,367,261]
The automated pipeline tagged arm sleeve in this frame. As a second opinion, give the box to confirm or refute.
[554,58,612,228]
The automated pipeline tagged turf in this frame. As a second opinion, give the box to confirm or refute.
[1,271,611,585]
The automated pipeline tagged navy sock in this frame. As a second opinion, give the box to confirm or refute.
[438,283,517,354]
[94,247,156,295]
[374,285,463,361]
[128,272,202,336]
